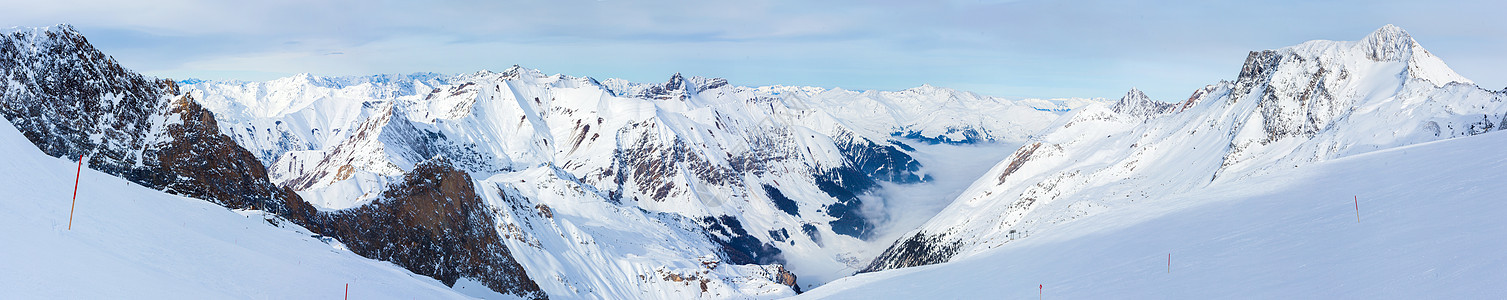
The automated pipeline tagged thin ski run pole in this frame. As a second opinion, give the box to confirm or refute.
[69,155,81,230]
[1167,253,1171,273]
[1355,196,1360,223]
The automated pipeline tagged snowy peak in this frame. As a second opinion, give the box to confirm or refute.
[628,72,731,100]
[1109,87,1174,120]
[1121,87,1147,102]
[497,64,549,79]
[1236,24,1470,90]
[1356,24,1469,85]
[1356,24,1415,62]
[625,73,694,99]
[4,23,76,36]
[665,72,686,91]
[1229,25,1480,140]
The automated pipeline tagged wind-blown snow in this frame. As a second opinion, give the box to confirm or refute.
[0,120,479,299]
[803,130,1507,299]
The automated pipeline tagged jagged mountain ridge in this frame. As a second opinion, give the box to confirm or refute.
[1110,87,1176,120]
[178,63,1069,293]
[863,25,1507,272]
[0,25,547,299]
[0,24,297,220]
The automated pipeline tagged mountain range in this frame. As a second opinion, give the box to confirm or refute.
[2,24,1503,299]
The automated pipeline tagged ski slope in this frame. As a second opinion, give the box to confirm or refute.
[801,130,1507,299]
[0,120,484,299]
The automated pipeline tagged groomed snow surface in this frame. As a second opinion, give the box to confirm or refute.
[0,120,489,298]
[803,130,1507,299]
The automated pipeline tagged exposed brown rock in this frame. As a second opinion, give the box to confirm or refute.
[997,142,1043,184]
[310,158,547,299]
[0,25,297,214]
[771,265,801,293]
[535,204,553,219]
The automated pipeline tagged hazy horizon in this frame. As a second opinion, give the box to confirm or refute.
[8,0,1504,101]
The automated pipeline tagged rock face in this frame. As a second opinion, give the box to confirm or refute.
[308,158,545,299]
[858,232,960,273]
[863,25,1507,273]
[771,265,802,293]
[0,25,295,213]
[1,25,545,298]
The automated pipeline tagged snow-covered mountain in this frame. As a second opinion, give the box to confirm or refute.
[176,64,1069,294]
[863,24,1507,272]
[806,127,1507,299]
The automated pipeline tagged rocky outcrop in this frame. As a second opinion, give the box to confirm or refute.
[857,232,960,273]
[894,126,992,144]
[771,265,801,293]
[995,142,1042,184]
[832,130,927,184]
[309,158,546,299]
[820,129,928,239]
[701,215,784,265]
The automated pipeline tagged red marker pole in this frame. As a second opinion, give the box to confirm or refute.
[345,283,349,300]
[1354,196,1360,223]
[1039,284,1042,300]
[68,155,82,230]
[1167,253,1171,273]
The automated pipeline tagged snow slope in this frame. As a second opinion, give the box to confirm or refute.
[0,117,481,298]
[804,129,1507,299]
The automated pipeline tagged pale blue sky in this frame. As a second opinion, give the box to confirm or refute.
[6,0,1504,100]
